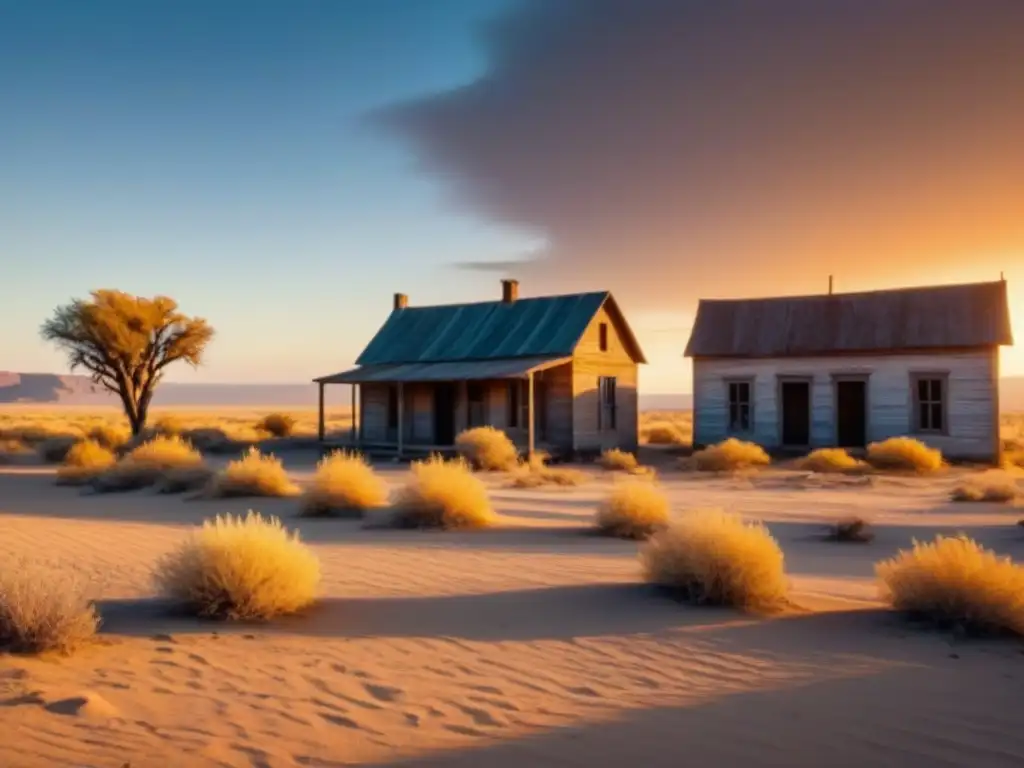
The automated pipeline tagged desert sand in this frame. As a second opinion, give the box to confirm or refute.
[2,457,1024,768]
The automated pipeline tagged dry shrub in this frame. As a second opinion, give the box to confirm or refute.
[595,480,670,539]
[825,517,875,543]
[454,426,519,471]
[153,511,320,619]
[876,535,1024,635]
[641,509,788,610]
[300,451,388,516]
[56,439,117,485]
[87,423,130,450]
[94,435,205,492]
[36,435,80,464]
[0,439,35,465]
[0,559,98,654]
[152,414,185,435]
[599,448,638,472]
[691,438,771,472]
[866,437,944,473]
[507,453,586,488]
[390,456,494,529]
[206,448,299,498]
[797,448,864,474]
[642,422,689,445]
[951,478,1020,503]
[256,412,297,438]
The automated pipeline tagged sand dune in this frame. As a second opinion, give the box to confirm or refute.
[2,463,1024,767]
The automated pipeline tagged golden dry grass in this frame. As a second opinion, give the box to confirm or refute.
[506,453,587,488]
[639,411,693,446]
[0,558,99,654]
[641,509,788,610]
[950,476,1020,503]
[390,456,495,529]
[86,423,131,450]
[206,448,300,498]
[454,426,519,471]
[153,511,320,620]
[300,451,389,516]
[876,535,1024,635]
[595,480,670,539]
[156,465,217,494]
[55,439,117,485]
[866,437,944,473]
[690,438,771,472]
[796,447,865,474]
[598,448,637,471]
[94,435,205,492]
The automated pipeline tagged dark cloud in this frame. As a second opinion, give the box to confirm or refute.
[377,0,1024,309]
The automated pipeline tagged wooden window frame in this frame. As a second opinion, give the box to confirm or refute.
[467,381,486,428]
[507,379,529,429]
[910,372,949,435]
[725,377,754,434]
[598,376,617,431]
[598,322,609,352]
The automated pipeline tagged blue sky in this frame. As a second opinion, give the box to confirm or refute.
[1,0,562,385]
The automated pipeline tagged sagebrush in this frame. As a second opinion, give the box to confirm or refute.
[256,412,297,438]
[595,480,670,539]
[876,535,1024,635]
[301,451,389,516]
[950,477,1020,503]
[206,447,299,498]
[455,426,519,471]
[691,438,771,472]
[56,439,117,485]
[797,448,864,474]
[641,509,788,610]
[0,559,98,654]
[866,437,943,473]
[153,511,320,620]
[390,455,495,529]
[93,434,205,492]
[507,453,586,488]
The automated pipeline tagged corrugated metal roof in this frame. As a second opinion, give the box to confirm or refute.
[316,356,572,384]
[354,291,645,365]
[685,280,1013,358]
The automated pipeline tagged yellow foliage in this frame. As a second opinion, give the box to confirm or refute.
[866,437,944,473]
[206,448,299,498]
[595,480,670,539]
[876,535,1024,635]
[153,511,320,619]
[301,451,389,516]
[455,426,519,471]
[796,448,865,473]
[0,558,98,654]
[691,438,771,472]
[391,456,495,529]
[94,435,205,491]
[641,509,788,610]
[56,439,117,485]
[507,453,586,488]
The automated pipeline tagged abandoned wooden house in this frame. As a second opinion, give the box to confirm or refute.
[684,280,1013,462]
[315,280,646,458]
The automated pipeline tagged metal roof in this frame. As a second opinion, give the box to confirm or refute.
[353,291,645,365]
[685,280,1013,358]
[315,356,572,384]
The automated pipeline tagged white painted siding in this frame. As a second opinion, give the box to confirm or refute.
[693,350,998,461]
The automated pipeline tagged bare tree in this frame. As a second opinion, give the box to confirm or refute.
[42,290,214,436]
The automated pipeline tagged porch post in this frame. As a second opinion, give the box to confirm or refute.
[356,384,362,447]
[527,371,536,458]
[349,384,356,447]
[397,382,405,459]
[317,381,326,442]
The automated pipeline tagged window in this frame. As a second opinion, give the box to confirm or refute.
[598,376,617,430]
[387,385,399,430]
[598,322,609,352]
[507,379,528,429]
[467,381,486,427]
[912,375,946,433]
[727,380,752,432]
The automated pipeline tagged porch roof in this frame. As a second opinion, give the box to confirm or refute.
[315,355,571,384]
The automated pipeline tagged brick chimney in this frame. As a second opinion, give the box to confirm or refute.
[501,279,519,303]
[393,293,408,310]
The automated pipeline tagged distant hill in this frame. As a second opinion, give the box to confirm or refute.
[1,371,1022,411]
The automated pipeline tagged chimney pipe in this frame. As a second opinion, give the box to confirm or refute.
[501,279,519,303]
[828,275,834,295]
[393,293,408,310]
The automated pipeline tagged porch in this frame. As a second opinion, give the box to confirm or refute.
[314,356,572,458]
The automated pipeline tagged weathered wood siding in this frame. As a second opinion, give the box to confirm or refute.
[693,349,999,460]
[359,383,390,443]
[571,305,640,452]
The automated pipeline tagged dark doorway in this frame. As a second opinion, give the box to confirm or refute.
[434,383,456,445]
[780,380,811,446]
[835,379,868,448]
